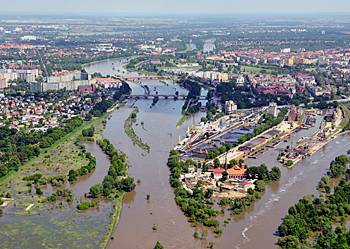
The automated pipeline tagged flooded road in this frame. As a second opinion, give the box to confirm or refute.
[86,58,350,248]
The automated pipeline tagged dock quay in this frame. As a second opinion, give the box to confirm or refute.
[248,147,270,159]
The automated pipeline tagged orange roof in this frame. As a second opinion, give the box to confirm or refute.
[227,165,247,176]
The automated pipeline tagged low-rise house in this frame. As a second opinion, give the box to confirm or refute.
[188,165,196,173]
[184,173,197,184]
[208,164,215,172]
[239,182,252,189]
[213,167,225,181]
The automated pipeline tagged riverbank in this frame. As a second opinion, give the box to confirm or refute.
[124,108,150,153]
[277,154,350,248]
[101,194,123,249]
[287,128,342,168]
[0,103,132,248]
[0,105,118,195]
[82,56,136,68]
[176,112,190,128]
[122,64,158,76]
[286,108,345,167]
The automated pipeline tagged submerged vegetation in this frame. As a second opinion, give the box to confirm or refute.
[230,164,281,215]
[124,108,150,153]
[90,138,136,198]
[168,150,220,227]
[167,149,282,232]
[277,154,350,248]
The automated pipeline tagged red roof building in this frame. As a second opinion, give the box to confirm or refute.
[227,164,247,179]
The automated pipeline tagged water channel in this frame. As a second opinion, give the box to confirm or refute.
[0,58,348,248]
[85,59,350,248]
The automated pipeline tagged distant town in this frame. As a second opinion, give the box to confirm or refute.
[1,14,350,249]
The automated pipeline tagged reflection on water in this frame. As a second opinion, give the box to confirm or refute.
[123,190,136,205]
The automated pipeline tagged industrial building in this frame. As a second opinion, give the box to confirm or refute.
[225,100,237,114]
[266,102,277,118]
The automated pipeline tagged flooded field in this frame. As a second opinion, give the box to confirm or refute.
[1,58,349,249]
[0,197,115,248]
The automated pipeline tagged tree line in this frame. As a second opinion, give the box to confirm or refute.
[277,154,350,248]
[0,117,83,179]
[88,138,136,199]
[167,150,220,227]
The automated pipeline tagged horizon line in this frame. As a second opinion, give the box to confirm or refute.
[1,11,350,16]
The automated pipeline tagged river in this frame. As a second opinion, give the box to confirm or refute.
[84,58,350,248]
[0,58,346,248]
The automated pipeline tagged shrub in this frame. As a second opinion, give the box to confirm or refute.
[36,188,43,195]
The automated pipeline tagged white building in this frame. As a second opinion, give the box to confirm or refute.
[21,36,37,41]
[225,100,237,114]
[266,102,278,118]
[281,48,291,53]
[236,75,245,87]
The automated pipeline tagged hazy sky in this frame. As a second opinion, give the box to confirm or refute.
[2,0,350,14]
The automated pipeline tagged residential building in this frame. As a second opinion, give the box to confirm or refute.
[213,167,224,181]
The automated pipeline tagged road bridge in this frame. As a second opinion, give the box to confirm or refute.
[119,76,165,81]
[123,94,207,100]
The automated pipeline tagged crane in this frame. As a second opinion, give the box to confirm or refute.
[191,123,195,133]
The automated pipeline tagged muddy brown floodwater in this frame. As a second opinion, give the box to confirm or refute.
[85,58,350,249]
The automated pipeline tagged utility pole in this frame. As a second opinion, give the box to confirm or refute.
[168,133,173,148]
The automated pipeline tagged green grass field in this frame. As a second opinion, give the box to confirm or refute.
[0,112,110,195]
[241,66,273,73]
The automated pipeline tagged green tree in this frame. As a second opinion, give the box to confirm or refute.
[68,170,77,182]
[90,185,100,198]
[325,185,331,194]
[85,113,92,121]
[277,235,299,249]
[318,180,325,188]
[222,171,228,181]
[254,180,266,192]
[154,241,164,249]
[0,164,8,177]
[214,158,221,168]
[205,188,213,199]
[286,160,293,167]
[270,166,281,181]
[209,242,214,248]
[36,187,43,195]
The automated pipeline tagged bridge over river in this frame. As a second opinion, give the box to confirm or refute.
[119,76,165,81]
[122,94,207,100]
